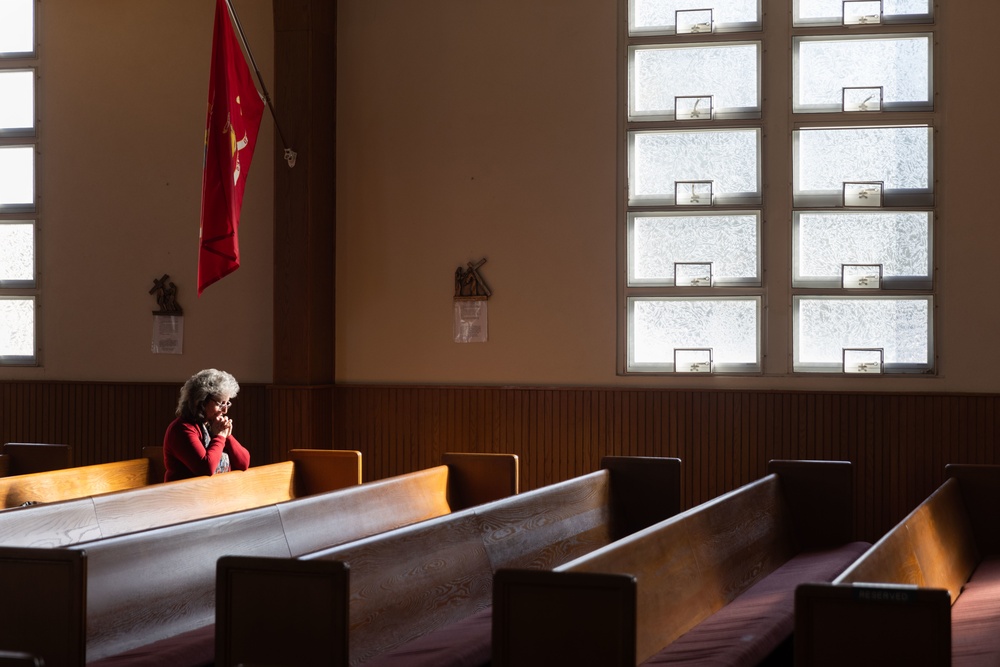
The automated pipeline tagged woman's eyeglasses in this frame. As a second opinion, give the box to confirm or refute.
[210,398,232,409]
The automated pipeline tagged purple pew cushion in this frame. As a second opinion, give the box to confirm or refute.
[952,556,1000,667]
[360,607,493,667]
[641,542,872,666]
[85,624,214,667]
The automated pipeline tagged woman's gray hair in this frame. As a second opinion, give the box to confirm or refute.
[175,368,240,421]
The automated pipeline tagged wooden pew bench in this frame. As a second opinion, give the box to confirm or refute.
[795,464,1000,666]
[215,456,683,667]
[0,448,362,548]
[0,452,517,667]
[0,442,73,478]
[492,460,871,667]
[0,446,162,508]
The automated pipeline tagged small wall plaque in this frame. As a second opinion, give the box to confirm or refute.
[454,258,491,343]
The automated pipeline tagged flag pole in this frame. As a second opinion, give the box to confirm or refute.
[223,0,297,168]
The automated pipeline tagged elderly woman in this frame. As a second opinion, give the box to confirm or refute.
[162,368,251,481]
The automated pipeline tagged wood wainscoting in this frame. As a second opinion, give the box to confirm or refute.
[333,385,1000,545]
[2,381,998,543]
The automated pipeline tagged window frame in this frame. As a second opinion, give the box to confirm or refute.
[619,0,939,378]
[0,0,39,367]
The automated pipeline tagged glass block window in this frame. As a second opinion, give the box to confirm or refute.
[793,0,931,26]
[0,296,34,361]
[630,43,760,120]
[793,125,932,207]
[0,145,35,209]
[793,296,933,373]
[630,129,761,206]
[0,69,33,132]
[631,0,762,35]
[629,297,761,372]
[0,0,34,56]
[0,221,34,287]
[793,211,931,289]
[629,211,760,286]
[793,35,931,113]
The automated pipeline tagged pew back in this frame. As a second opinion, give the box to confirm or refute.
[217,456,682,666]
[0,443,73,477]
[570,474,796,662]
[0,450,363,548]
[0,452,519,666]
[794,465,1000,666]
[835,476,978,602]
[0,457,153,508]
[492,460,857,667]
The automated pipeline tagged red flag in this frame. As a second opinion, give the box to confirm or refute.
[198,0,265,295]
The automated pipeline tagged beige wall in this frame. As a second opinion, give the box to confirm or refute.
[0,0,275,384]
[336,0,1000,393]
[6,1,998,393]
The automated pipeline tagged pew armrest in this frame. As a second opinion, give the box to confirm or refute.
[795,582,950,667]
[492,569,636,667]
[442,452,519,510]
[288,449,362,496]
[216,556,350,667]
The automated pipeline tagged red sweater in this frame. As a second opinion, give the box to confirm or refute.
[162,417,251,482]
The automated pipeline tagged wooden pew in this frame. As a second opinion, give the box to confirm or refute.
[0,452,519,666]
[0,446,162,508]
[0,448,363,548]
[795,464,1000,666]
[0,442,73,478]
[491,460,871,667]
[215,456,682,667]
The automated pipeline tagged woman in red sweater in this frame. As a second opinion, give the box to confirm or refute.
[162,368,251,481]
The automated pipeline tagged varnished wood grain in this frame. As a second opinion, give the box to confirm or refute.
[567,475,795,662]
[0,458,151,508]
[838,477,979,604]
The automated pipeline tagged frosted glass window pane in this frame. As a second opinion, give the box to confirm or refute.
[0,0,34,55]
[631,43,760,119]
[0,70,34,131]
[795,126,930,193]
[795,0,930,23]
[0,222,34,283]
[632,0,761,33]
[794,297,931,372]
[0,297,34,359]
[794,211,930,287]
[630,212,759,285]
[630,129,760,204]
[0,146,34,207]
[630,297,760,371]
[795,36,930,112]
